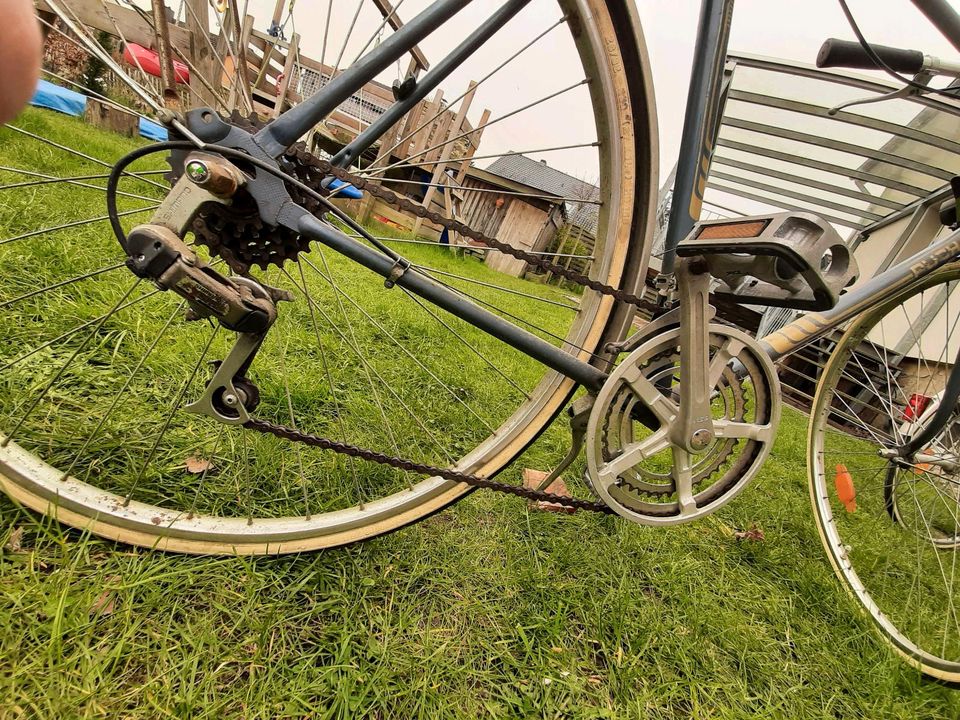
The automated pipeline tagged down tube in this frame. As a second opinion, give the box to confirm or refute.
[759,226,960,361]
[297,214,611,392]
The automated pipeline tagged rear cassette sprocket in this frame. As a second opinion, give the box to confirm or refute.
[166,110,325,274]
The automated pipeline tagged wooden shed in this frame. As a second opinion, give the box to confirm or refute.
[457,166,564,276]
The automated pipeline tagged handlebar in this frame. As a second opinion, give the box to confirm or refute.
[816,38,924,73]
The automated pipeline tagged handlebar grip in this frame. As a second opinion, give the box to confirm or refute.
[817,38,924,73]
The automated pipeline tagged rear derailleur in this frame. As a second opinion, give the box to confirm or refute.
[122,151,290,424]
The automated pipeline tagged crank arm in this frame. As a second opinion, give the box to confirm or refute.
[670,258,715,453]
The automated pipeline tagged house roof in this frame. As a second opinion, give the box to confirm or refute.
[485,155,600,235]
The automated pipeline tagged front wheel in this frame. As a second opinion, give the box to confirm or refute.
[808,262,960,682]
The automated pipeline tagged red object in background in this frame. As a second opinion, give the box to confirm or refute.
[122,43,190,84]
[835,464,857,513]
[903,393,932,422]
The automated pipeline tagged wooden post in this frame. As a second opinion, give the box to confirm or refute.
[185,0,216,108]
[423,109,453,166]
[271,0,285,25]
[453,108,490,184]
[219,10,253,114]
[356,117,404,225]
[273,32,299,117]
[151,1,181,109]
[563,226,585,273]
[413,81,477,237]
[232,8,254,113]
[394,97,424,159]
[409,89,443,161]
[544,229,567,283]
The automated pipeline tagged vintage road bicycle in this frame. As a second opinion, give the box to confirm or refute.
[6,0,960,681]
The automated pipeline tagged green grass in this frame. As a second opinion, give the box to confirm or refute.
[0,108,959,718]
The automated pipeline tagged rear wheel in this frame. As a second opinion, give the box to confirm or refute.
[808,262,960,682]
[0,0,657,553]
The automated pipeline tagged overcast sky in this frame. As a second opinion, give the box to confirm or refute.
[214,0,960,195]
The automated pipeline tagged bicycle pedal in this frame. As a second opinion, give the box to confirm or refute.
[676,212,858,311]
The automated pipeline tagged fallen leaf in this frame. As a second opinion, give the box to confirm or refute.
[587,675,603,686]
[89,576,120,617]
[734,523,765,542]
[5,527,24,553]
[184,456,214,474]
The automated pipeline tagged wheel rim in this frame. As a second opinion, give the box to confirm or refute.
[0,0,656,552]
[809,263,960,677]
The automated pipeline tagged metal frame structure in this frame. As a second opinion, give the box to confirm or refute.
[672,53,960,241]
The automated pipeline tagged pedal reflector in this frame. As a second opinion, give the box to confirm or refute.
[835,463,857,513]
[695,219,769,240]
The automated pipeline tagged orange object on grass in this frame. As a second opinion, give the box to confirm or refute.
[835,463,857,513]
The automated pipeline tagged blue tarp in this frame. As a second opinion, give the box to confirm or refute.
[328,177,363,200]
[30,79,168,141]
[31,78,86,117]
[139,117,168,141]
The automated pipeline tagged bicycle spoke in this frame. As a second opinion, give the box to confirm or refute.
[364,80,591,178]
[907,480,960,645]
[299,255,494,433]
[0,288,162,372]
[400,289,529,399]
[0,206,158,248]
[368,177,602,205]
[376,142,600,175]
[2,279,142,447]
[187,421,227,519]
[0,262,125,310]
[0,166,162,201]
[370,15,568,167]
[60,303,185,482]
[124,326,220,505]
[410,264,578,310]
[280,344,316,516]
[289,262,362,504]
[2,125,168,191]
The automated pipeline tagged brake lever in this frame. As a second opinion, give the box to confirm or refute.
[826,70,933,115]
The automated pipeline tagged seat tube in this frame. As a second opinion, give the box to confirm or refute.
[659,0,736,276]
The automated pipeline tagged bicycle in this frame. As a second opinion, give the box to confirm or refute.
[4,0,960,683]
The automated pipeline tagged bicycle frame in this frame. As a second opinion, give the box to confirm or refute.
[211,0,960,399]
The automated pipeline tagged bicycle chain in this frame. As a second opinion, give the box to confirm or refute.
[244,417,614,514]
[201,137,662,513]
[297,153,661,315]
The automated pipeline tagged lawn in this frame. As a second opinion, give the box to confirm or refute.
[1,108,959,718]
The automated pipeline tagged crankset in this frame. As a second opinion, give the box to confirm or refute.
[583,258,782,525]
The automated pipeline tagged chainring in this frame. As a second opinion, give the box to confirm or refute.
[601,348,746,499]
[585,324,781,525]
